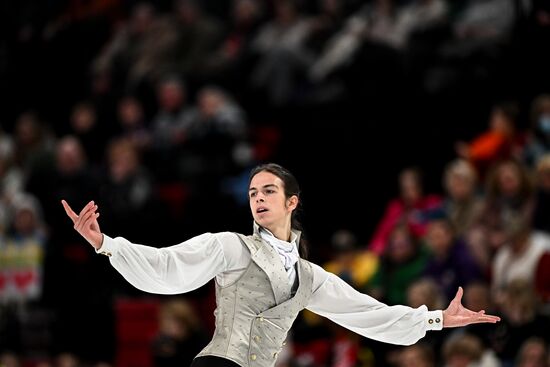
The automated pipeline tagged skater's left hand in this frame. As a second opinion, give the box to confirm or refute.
[442,287,500,328]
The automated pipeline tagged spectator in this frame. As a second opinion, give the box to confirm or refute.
[462,282,500,350]
[116,95,151,152]
[532,154,550,234]
[323,229,378,290]
[2,193,47,303]
[406,279,451,357]
[368,224,429,305]
[92,2,176,89]
[99,138,154,240]
[392,0,448,50]
[442,333,500,367]
[202,0,263,91]
[250,0,316,106]
[149,75,193,181]
[13,112,55,180]
[176,85,248,182]
[69,101,105,165]
[515,337,548,367]
[455,102,523,179]
[152,299,209,367]
[473,159,534,255]
[309,0,401,82]
[171,0,224,79]
[369,167,442,255]
[0,140,24,232]
[423,218,483,302]
[493,280,550,365]
[522,94,550,168]
[492,215,550,296]
[440,159,484,239]
[398,344,436,367]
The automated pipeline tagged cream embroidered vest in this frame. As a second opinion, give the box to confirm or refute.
[196,228,314,367]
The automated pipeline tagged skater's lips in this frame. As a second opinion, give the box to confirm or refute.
[256,206,269,213]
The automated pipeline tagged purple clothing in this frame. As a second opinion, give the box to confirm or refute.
[423,240,483,302]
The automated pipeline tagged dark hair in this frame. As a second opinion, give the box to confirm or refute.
[492,101,520,125]
[249,163,307,258]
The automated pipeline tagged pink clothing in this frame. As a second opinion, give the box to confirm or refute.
[369,195,443,255]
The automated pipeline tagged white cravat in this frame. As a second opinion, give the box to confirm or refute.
[259,228,299,285]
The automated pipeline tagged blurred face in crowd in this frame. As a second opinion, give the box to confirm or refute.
[56,353,79,367]
[399,346,434,367]
[447,174,473,201]
[159,300,199,340]
[464,283,491,312]
[233,0,259,25]
[249,171,297,236]
[160,314,190,339]
[400,170,422,205]
[71,103,96,133]
[275,1,297,24]
[131,3,155,34]
[158,81,185,113]
[198,89,225,118]
[108,142,139,182]
[497,162,521,197]
[388,226,414,263]
[118,97,144,128]
[15,113,40,146]
[490,108,513,135]
[501,282,536,325]
[407,280,440,310]
[517,339,548,367]
[443,336,483,367]
[56,138,86,175]
[14,208,37,235]
[176,0,199,24]
[425,220,454,258]
[445,162,477,201]
[320,0,340,16]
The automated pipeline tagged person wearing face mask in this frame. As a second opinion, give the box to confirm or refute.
[61,163,500,367]
[523,94,550,168]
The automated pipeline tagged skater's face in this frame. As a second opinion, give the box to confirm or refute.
[249,171,298,232]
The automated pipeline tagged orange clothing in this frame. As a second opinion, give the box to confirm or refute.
[468,131,509,162]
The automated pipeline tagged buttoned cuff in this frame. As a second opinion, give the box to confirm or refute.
[425,310,443,331]
[96,234,117,257]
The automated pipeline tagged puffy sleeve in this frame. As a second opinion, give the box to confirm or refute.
[305,263,443,345]
[97,232,240,294]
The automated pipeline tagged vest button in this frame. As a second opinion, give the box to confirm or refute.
[250,354,257,361]
[259,316,264,322]
[254,335,261,342]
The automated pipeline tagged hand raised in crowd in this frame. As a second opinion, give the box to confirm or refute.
[61,199,103,249]
[443,287,500,328]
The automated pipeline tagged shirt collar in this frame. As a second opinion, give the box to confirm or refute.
[252,221,301,245]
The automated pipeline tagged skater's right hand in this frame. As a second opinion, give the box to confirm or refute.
[61,199,104,249]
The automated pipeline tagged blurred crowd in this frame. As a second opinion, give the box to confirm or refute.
[1,0,550,366]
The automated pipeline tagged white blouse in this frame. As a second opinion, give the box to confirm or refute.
[97,231,443,346]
